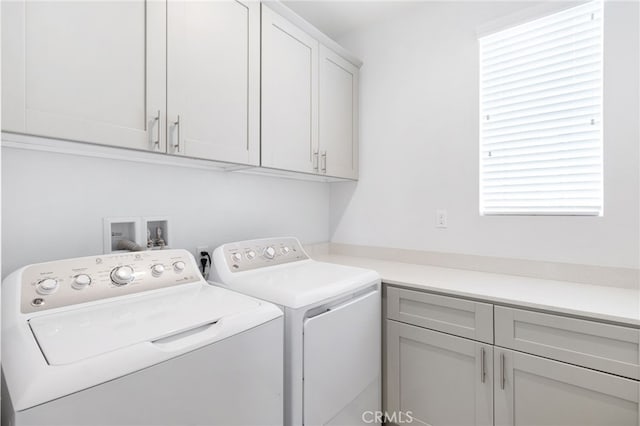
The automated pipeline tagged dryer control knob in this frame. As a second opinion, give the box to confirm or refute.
[264,246,276,259]
[151,264,165,277]
[173,261,186,272]
[281,246,291,255]
[72,274,92,290]
[231,252,242,263]
[246,250,256,260]
[111,266,135,286]
[36,278,59,295]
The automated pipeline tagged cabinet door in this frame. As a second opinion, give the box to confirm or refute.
[167,0,259,164]
[261,5,319,174]
[1,0,165,151]
[386,320,493,426]
[495,348,639,426]
[319,45,359,179]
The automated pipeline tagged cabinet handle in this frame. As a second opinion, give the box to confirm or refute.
[480,347,486,383]
[313,151,319,171]
[152,110,161,150]
[173,115,181,153]
[321,151,327,173]
[500,352,506,390]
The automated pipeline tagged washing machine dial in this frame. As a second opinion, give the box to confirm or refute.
[36,278,59,295]
[246,250,256,260]
[173,261,186,273]
[72,274,92,290]
[263,246,276,260]
[110,266,135,286]
[281,246,291,255]
[231,252,242,263]
[151,264,165,277]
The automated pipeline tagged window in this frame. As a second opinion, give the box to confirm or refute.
[479,1,603,215]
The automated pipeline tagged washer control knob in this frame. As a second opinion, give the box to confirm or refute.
[264,246,276,260]
[110,266,135,286]
[281,246,291,255]
[151,264,165,277]
[246,250,256,260]
[36,278,59,295]
[173,261,186,273]
[31,298,45,307]
[232,252,242,263]
[72,274,92,290]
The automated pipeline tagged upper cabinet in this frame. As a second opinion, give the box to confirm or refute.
[319,46,359,179]
[2,1,360,178]
[261,6,318,174]
[167,0,259,164]
[2,0,260,166]
[1,0,166,151]
[261,4,361,180]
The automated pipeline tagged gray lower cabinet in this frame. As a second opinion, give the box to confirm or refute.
[495,348,639,426]
[386,319,493,426]
[384,284,640,426]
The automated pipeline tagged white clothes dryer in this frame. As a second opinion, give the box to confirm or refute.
[1,249,284,426]
[211,237,382,426]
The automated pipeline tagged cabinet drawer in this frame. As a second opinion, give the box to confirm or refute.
[495,306,640,379]
[386,286,493,344]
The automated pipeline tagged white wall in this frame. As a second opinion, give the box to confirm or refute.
[1,147,330,277]
[332,1,640,269]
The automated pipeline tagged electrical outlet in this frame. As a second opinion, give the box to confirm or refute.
[436,209,448,228]
[196,246,211,277]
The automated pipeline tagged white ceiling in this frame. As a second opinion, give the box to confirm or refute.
[282,1,423,40]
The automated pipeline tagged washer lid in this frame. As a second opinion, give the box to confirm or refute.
[29,283,264,365]
[214,260,380,308]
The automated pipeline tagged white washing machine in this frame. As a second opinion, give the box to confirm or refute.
[211,237,382,426]
[1,249,284,426]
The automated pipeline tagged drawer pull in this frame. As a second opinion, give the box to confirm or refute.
[173,115,181,153]
[321,151,327,173]
[500,352,506,390]
[480,347,486,383]
[152,110,161,150]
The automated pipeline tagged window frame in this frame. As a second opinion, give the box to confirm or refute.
[478,1,604,217]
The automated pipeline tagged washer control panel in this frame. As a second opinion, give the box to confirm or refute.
[20,250,200,313]
[221,237,309,273]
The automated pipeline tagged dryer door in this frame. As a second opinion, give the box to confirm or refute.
[303,289,381,425]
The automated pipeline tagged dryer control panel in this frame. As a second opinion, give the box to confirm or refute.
[216,237,309,273]
[19,250,201,313]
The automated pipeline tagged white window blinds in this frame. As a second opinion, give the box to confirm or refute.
[479,1,603,215]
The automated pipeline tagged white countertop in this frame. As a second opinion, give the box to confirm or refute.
[314,254,640,327]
